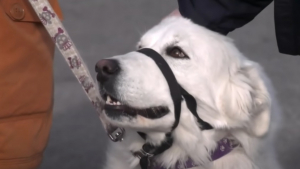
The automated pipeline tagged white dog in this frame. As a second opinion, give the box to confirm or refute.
[95,16,282,169]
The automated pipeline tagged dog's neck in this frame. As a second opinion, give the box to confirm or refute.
[140,123,227,168]
[132,103,255,169]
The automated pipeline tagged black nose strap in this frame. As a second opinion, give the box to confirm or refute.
[138,48,182,130]
[137,48,212,130]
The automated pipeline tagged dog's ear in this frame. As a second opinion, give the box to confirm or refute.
[221,61,270,137]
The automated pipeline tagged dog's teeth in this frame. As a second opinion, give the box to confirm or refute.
[106,100,113,105]
[105,95,122,106]
[107,95,112,102]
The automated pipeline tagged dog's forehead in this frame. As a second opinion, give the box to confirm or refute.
[139,17,192,47]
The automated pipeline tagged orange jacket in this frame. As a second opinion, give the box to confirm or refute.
[0,0,62,168]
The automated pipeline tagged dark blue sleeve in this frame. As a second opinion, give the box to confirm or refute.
[178,0,273,35]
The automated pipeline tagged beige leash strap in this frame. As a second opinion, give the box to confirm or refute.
[28,0,124,142]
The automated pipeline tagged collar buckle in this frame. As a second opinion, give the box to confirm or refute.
[133,144,156,159]
[133,150,154,159]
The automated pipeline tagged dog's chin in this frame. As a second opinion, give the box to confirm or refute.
[101,92,169,120]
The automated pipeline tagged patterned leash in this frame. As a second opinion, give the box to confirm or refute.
[28,0,125,142]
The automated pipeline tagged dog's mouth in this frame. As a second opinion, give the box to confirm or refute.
[102,93,169,119]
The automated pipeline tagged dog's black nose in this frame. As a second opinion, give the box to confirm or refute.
[95,59,120,83]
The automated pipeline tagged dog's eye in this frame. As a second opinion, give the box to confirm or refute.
[167,47,189,59]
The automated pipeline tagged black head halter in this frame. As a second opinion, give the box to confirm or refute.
[138,48,212,130]
[136,48,213,169]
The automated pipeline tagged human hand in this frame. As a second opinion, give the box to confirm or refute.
[162,9,181,20]
[167,9,181,17]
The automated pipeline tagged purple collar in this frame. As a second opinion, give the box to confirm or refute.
[149,138,239,169]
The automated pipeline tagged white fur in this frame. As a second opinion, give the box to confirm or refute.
[102,17,282,169]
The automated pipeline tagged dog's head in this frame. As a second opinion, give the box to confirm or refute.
[96,17,270,136]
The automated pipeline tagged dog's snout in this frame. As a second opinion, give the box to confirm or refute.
[95,59,120,83]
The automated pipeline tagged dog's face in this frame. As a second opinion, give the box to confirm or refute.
[96,17,270,136]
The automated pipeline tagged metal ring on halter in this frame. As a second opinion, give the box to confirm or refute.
[108,127,125,142]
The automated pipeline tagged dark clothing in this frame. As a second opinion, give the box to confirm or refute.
[178,0,300,56]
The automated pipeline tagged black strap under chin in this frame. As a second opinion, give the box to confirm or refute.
[137,133,173,169]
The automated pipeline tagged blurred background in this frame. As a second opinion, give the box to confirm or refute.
[40,1,300,169]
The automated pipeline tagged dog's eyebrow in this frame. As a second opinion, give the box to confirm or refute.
[163,40,179,51]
